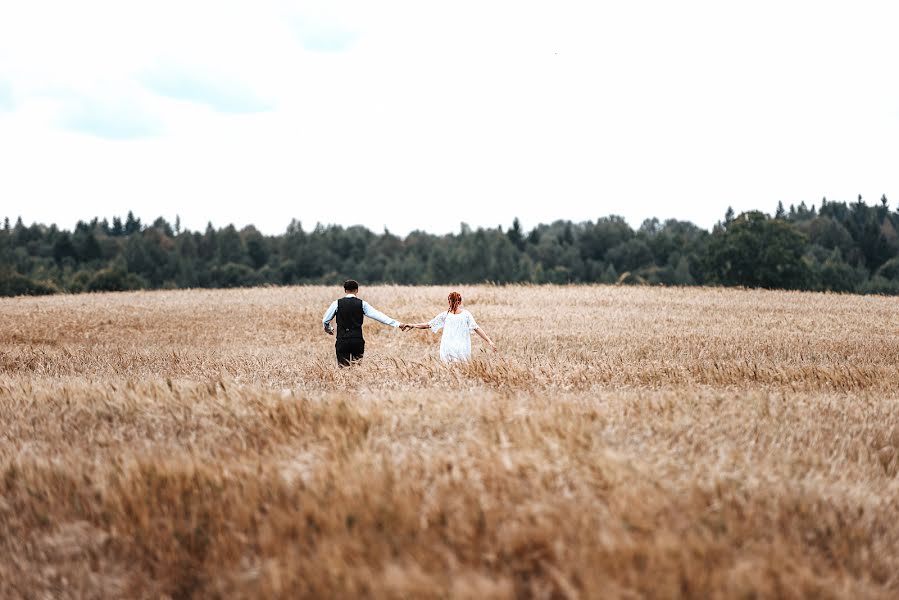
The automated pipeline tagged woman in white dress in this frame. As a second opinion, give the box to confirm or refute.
[407,291,496,361]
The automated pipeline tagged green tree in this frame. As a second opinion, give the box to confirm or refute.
[245,228,269,269]
[705,211,812,289]
[507,217,525,251]
[819,249,865,293]
[124,211,141,235]
[152,217,174,237]
[0,272,57,297]
[805,217,854,254]
[217,225,245,265]
[87,267,145,292]
[76,232,102,263]
[111,217,124,236]
[579,216,632,261]
[52,233,77,264]
[606,238,652,272]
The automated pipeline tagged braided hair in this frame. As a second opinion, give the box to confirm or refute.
[447,291,462,314]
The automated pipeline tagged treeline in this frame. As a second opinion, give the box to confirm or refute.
[3,196,899,297]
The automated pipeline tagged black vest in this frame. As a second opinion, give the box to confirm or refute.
[335,297,365,340]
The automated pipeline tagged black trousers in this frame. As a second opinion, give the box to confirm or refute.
[335,338,365,367]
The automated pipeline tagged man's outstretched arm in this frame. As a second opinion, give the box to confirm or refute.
[362,301,405,329]
[322,301,338,335]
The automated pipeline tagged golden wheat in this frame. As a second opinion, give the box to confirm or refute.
[1,285,898,599]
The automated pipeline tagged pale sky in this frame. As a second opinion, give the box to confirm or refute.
[1,1,897,236]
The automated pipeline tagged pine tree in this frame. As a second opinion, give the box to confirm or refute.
[80,232,102,262]
[775,201,786,219]
[175,215,181,235]
[561,223,575,245]
[124,211,141,235]
[507,217,525,250]
[152,217,173,237]
[2,217,9,232]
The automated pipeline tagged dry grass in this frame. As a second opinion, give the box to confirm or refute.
[1,284,897,599]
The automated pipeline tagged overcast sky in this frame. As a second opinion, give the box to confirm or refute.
[1,1,897,236]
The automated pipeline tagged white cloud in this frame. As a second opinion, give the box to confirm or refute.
[0,0,897,234]
[139,65,274,114]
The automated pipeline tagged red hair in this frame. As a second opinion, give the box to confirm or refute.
[447,291,462,314]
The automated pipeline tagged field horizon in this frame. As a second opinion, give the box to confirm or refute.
[2,284,898,598]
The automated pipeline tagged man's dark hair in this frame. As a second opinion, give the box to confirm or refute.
[344,279,359,292]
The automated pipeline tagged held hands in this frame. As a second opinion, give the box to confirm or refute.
[398,320,497,352]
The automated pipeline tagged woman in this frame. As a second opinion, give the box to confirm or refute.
[408,292,496,362]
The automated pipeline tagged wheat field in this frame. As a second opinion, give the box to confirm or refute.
[1,285,898,599]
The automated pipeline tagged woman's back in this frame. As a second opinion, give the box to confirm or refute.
[430,310,479,362]
[410,291,494,360]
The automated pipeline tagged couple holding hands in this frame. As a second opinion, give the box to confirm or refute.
[322,280,497,366]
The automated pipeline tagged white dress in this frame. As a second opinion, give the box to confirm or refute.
[429,310,480,362]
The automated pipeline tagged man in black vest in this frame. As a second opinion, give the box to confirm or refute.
[322,280,409,366]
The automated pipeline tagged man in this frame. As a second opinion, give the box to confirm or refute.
[322,280,409,366]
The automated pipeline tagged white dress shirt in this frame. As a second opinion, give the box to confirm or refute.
[322,294,400,332]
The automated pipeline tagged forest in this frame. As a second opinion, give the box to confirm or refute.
[3,196,899,296]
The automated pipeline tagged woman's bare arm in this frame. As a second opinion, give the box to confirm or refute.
[474,327,496,351]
